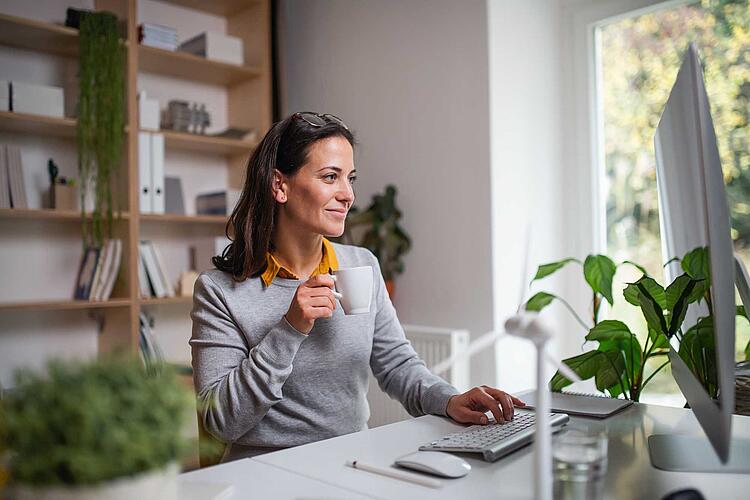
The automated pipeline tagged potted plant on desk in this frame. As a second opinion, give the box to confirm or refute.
[338,185,412,298]
[526,247,749,401]
[0,358,191,500]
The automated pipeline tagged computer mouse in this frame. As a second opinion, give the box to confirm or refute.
[394,451,471,478]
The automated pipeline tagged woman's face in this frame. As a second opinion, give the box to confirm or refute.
[275,136,356,238]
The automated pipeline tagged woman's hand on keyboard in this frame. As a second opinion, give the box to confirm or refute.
[446,386,526,425]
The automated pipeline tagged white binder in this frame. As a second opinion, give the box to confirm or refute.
[138,132,152,213]
[150,133,165,214]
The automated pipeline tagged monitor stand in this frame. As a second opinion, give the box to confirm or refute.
[649,254,750,473]
[648,434,750,473]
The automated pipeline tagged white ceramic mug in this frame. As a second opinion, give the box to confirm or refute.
[331,266,373,315]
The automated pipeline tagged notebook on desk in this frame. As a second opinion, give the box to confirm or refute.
[520,391,633,418]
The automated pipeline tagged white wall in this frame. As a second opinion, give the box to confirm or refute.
[488,0,573,393]
[280,0,497,386]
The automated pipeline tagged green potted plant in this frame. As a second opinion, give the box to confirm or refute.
[0,358,191,499]
[339,185,411,297]
[526,247,749,401]
[77,10,125,248]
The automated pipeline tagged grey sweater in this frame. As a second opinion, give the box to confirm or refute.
[190,243,459,456]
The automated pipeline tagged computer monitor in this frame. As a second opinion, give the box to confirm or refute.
[650,43,750,472]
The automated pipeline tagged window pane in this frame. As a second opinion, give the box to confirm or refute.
[598,0,749,403]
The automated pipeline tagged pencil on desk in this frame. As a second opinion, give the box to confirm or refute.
[345,460,442,489]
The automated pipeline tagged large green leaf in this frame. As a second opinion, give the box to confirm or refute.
[585,320,633,342]
[665,274,697,336]
[549,351,601,391]
[525,291,556,312]
[679,317,717,396]
[583,255,617,305]
[600,335,643,392]
[623,276,666,309]
[681,246,710,281]
[532,258,579,282]
[637,286,668,336]
[594,350,626,392]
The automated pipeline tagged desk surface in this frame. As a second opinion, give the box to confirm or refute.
[187,402,750,500]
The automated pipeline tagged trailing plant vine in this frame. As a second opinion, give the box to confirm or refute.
[77,11,124,247]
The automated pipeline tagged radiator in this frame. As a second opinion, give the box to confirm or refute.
[366,324,470,428]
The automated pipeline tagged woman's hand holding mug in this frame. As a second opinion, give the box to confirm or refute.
[285,275,337,334]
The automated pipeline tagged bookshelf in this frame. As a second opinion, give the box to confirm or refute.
[0,1,271,363]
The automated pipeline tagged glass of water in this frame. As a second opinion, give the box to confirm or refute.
[553,428,608,500]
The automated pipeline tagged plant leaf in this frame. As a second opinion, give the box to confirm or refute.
[594,350,626,392]
[585,320,633,342]
[738,305,748,320]
[624,276,666,309]
[584,255,617,305]
[600,335,643,392]
[525,291,556,312]
[681,246,710,280]
[648,327,669,349]
[665,274,697,336]
[637,286,669,337]
[549,351,601,392]
[532,258,579,282]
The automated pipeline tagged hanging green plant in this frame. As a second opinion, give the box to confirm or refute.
[77,11,124,247]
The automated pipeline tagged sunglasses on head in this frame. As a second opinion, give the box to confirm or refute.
[293,112,349,131]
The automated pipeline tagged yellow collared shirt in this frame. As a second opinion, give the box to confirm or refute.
[261,238,339,286]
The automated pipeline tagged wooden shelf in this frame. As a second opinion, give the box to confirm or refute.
[0,298,132,312]
[157,129,257,156]
[140,213,228,224]
[0,13,79,57]
[0,111,77,138]
[139,296,192,306]
[138,45,262,86]
[0,208,131,221]
[158,0,258,16]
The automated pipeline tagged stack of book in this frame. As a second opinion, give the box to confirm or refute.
[138,23,178,51]
[138,240,175,298]
[73,239,123,301]
[1,144,27,209]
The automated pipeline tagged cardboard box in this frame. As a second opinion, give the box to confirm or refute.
[179,32,244,66]
[12,81,64,118]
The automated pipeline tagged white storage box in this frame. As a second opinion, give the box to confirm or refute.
[12,81,64,118]
[179,32,243,66]
[0,81,8,112]
[138,91,160,130]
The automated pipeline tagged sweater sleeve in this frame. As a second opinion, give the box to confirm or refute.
[190,273,307,443]
[367,253,460,417]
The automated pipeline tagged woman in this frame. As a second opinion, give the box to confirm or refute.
[190,112,524,461]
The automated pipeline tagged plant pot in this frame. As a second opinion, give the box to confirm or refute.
[12,462,178,500]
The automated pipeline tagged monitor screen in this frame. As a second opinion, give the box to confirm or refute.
[654,43,735,463]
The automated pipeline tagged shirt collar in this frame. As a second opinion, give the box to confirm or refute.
[261,238,339,286]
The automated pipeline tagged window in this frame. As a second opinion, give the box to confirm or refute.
[596,0,749,403]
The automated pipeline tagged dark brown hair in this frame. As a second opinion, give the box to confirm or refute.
[212,113,355,280]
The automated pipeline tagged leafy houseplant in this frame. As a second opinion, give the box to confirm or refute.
[338,185,412,296]
[526,247,749,402]
[77,11,125,247]
[0,358,191,497]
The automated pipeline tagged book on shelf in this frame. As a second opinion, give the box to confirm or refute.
[73,247,99,300]
[4,144,27,209]
[165,176,185,215]
[139,241,175,298]
[196,190,241,215]
[138,23,178,51]
[73,239,123,301]
[139,311,164,371]
[0,144,9,209]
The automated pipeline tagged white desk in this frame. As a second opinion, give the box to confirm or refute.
[179,457,372,499]
[185,403,750,500]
